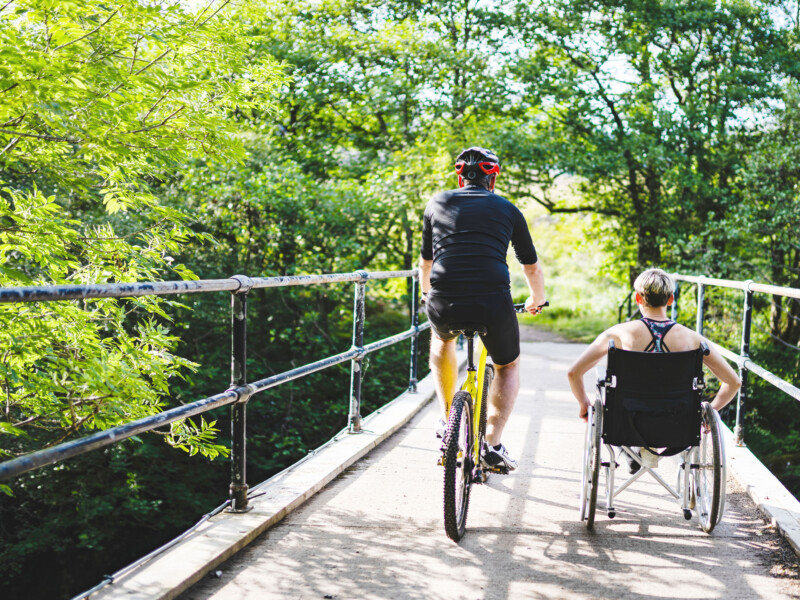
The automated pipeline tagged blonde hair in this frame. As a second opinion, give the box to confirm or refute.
[634,268,674,308]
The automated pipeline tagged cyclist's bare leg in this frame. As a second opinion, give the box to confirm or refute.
[485,357,520,446]
[429,334,458,420]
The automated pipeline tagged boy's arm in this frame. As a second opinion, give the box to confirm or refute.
[702,344,742,411]
[567,330,618,421]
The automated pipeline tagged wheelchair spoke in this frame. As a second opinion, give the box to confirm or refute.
[694,402,723,533]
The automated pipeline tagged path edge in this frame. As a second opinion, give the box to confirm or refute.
[90,358,463,600]
[723,424,800,556]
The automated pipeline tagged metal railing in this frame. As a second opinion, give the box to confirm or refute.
[0,269,430,514]
[617,289,640,323]
[621,274,800,446]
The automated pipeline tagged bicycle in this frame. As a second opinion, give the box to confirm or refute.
[441,301,548,541]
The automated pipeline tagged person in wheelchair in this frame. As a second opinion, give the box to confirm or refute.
[566,268,741,473]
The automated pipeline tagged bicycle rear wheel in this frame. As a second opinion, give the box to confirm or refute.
[443,391,474,541]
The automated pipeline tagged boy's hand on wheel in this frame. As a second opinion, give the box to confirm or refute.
[579,399,590,422]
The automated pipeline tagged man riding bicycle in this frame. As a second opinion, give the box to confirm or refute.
[419,146,546,472]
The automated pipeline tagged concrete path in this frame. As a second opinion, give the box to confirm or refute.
[178,342,800,600]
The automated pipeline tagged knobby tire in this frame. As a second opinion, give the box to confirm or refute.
[443,391,474,542]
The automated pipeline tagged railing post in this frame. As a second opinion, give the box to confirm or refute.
[671,281,679,321]
[626,291,632,321]
[348,271,368,433]
[408,274,420,393]
[696,279,705,336]
[734,282,754,447]
[228,275,253,513]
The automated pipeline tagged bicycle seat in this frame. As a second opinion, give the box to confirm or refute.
[447,322,487,336]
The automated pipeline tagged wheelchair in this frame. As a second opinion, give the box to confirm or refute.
[579,340,727,533]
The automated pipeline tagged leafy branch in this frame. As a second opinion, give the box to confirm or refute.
[53,8,120,51]
[0,128,80,144]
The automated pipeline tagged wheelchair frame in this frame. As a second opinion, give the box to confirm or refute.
[579,341,727,533]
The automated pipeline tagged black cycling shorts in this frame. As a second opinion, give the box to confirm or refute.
[425,291,520,366]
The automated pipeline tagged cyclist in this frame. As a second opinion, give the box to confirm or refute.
[420,146,547,472]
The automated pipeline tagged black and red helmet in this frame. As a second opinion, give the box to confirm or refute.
[454,146,501,183]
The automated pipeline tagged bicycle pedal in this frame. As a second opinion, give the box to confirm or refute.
[485,465,509,475]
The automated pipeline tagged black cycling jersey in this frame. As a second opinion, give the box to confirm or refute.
[421,185,537,296]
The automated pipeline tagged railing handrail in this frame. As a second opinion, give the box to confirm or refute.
[0,270,417,303]
[667,273,800,445]
[673,274,800,300]
[0,268,429,514]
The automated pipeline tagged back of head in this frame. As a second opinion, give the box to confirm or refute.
[454,146,500,189]
[634,268,674,307]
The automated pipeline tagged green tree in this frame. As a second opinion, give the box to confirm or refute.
[509,0,797,276]
[730,86,800,345]
[0,0,283,463]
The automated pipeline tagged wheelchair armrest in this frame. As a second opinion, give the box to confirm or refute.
[595,365,616,388]
[595,365,606,386]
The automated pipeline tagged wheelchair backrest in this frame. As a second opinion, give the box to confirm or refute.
[601,342,707,448]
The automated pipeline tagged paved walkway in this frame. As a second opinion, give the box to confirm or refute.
[178,341,800,600]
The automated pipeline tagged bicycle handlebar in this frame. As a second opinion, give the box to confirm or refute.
[514,301,549,314]
[420,298,548,314]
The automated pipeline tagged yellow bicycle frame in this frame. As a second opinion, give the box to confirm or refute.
[458,334,490,468]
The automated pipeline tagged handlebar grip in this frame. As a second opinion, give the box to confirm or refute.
[514,301,549,313]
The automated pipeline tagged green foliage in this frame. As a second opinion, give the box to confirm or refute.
[721,85,800,345]
[509,0,800,274]
[0,0,285,458]
[2,1,800,598]
[0,438,228,599]
[167,417,228,459]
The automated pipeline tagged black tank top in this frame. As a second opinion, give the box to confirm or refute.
[640,317,677,353]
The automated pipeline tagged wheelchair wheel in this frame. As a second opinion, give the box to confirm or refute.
[580,399,602,529]
[443,391,474,541]
[694,402,724,533]
[579,405,591,522]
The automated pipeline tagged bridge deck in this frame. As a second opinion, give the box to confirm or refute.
[177,341,799,600]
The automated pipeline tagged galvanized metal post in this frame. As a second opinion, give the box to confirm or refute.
[734,282,754,446]
[228,275,253,512]
[348,271,368,433]
[408,275,420,393]
[626,292,632,321]
[696,280,705,336]
[671,281,679,321]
